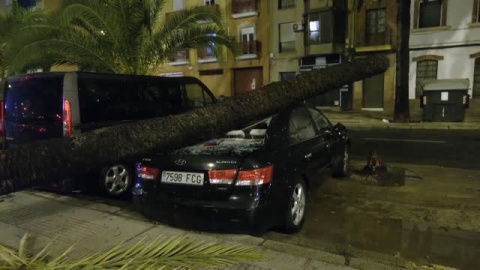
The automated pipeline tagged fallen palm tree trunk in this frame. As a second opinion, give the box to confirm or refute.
[0,56,389,194]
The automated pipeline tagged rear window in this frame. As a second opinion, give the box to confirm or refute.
[5,77,63,124]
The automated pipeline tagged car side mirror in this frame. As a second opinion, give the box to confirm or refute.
[334,122,346,130]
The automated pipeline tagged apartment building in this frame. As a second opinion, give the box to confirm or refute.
[270,0,352,109]
[409,0,480,120]
[157,0,270,98]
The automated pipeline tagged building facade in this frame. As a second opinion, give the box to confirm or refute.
[156,0,270,98]
[0,0,61,14]
[270,0,352,109]
[351,0,397,117]
[409,0,480,120]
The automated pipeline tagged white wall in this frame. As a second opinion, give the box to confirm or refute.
[409,46,480,98]
[410,0,480,48]
[408,0,480,99]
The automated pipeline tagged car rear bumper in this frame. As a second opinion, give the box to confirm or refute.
[132,185,275,233]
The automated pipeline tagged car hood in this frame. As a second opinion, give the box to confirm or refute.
[170,138,265,157]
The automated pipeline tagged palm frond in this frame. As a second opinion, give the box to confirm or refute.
[0,233,262,270]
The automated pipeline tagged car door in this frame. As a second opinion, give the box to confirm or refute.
[307,106,342,167]
[286,106,327,183]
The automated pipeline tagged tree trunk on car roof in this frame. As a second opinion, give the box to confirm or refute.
[0,56,389,195]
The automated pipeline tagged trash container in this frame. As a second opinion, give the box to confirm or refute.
[420,79,470,122]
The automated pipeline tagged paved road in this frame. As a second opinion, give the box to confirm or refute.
[348,129,480,169]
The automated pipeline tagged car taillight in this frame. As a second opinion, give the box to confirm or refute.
[0,101,5,137]
[63,99,73,137]
[208,169,236,185]
[236,165,274,186]
[138,166,160,180]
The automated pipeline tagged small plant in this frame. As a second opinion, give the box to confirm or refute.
[0,233,262,270]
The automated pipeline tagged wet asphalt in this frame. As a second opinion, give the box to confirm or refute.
[348,129,480,170]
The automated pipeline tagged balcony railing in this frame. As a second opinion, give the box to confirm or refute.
[169,50,189,65]
[197,48,217,63]
[236,40,261,59]
[232,0,257,16]
[165,11,181,21]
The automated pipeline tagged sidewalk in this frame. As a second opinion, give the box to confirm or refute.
[323,110,480,130]
[0,191,397,270]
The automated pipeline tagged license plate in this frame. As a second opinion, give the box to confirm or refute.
[161,171,204,186]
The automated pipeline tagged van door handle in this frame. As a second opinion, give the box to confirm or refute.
[304,153,312,160]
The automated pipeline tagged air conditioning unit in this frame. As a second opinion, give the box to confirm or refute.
[292,23,304,32]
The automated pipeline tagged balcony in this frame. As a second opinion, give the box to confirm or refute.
[232,0,258,19]
[197,4,220,24]
[169,50,189,66]
[197,48,217,63]
[236,40,261,60]
[165,11,181,21]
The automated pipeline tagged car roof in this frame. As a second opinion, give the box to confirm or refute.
[6,72,202,84]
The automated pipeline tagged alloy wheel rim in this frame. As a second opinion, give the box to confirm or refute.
[291,183,306,226]
[343,148,349,173]
[105,165,130,195]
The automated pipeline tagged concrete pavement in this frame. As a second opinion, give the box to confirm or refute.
[0,190,369,270]
[323,110,480,130]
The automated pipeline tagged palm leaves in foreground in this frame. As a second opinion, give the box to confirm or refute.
[11,0,236,75]
[0,233,262,270]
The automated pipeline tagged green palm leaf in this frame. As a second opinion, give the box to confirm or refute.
[9,0,236,75]
[0,233,262,270]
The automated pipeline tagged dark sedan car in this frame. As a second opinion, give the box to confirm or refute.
[133,104,350,233]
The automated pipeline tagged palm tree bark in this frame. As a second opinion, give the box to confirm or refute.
[0,56,389,195]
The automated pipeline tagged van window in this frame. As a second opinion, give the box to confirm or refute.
[5,77,63,124]
[78,78,184,124]
[184,81,214,108]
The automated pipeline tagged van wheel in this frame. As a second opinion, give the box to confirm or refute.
[99,164,132,198]
[283,179,307,234]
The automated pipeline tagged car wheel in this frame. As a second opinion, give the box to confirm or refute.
[99,164,133,198]
[333,147,349,178]
[283,179,307,233]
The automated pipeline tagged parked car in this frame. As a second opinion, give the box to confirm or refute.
[0,72,216,197]
[133,103,350,233]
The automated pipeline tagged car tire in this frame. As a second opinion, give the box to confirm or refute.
[332,146,349,178]
[283,179,307,234]
[99,164,133,198]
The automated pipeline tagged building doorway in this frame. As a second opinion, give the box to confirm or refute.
[363,73,384,109]
[234,67,263,96]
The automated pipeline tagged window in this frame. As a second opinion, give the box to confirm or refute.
[279,0,295,9]
[416,60,438,97]
[18,0,36,9]
[418,0,444,28]
[309,11,333,45]
[280,72,296,81]
[78,78,185,124]
[5,77,63,124]
[173,0,184,11]
[279,22,296,52]
[289,108,316,145]
[184,82,214,108]
[308,107,331,132]
[473,0,480,23]
[474,58,480,97]
[205,0,215,5]
[366,8,386,45]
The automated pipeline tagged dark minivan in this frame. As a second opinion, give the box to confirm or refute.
[0,72,216,197]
